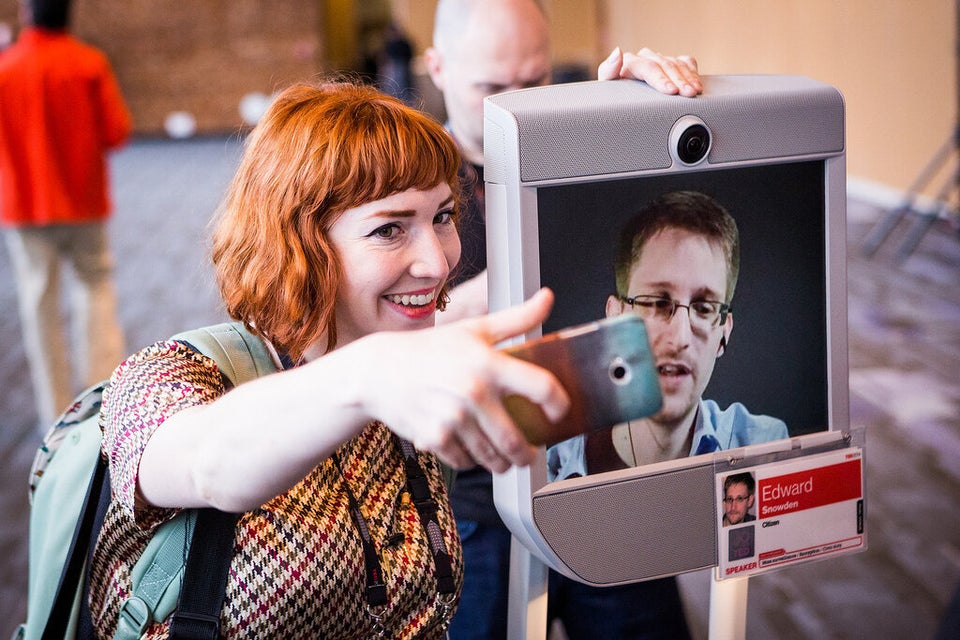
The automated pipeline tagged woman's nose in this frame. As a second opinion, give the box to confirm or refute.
[410,231,453,280]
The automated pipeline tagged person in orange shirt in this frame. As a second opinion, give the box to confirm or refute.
[0,0,132,427]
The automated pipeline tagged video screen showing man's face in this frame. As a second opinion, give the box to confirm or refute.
[540,163,827,480]
[605,192,735,439]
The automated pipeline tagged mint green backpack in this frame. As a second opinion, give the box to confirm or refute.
[14,323,277,640]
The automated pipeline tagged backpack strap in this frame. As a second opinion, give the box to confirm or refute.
[171,322,277,387]
[167,509,242,639]
[42,445,108,640]
[112,322,276,640]
[113,511,197,640]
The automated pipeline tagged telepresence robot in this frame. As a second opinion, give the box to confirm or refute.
[483,75,856,639]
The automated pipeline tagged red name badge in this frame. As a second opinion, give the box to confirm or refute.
[716,447,866,580]
[758,459,862,517]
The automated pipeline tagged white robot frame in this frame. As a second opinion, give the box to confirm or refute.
[483,75,848,585]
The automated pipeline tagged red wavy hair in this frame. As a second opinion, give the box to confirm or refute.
[211,81,463,360]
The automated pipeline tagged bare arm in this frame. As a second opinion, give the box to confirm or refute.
[136,288,568,512]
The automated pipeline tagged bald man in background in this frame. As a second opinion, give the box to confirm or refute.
[426,1,702,638]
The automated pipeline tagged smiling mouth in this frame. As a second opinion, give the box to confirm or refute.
[385,291,435,307]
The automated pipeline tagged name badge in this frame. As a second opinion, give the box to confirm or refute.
[715,446,865,580]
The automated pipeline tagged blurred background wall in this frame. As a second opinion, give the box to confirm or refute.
[590,0,957,210]
[0,0,954,203]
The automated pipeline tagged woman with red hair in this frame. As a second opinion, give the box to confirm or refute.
[89,81,568,638]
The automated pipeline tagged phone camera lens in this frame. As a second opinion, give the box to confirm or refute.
[609,358,632,385]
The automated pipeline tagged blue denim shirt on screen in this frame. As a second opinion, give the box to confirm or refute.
[547,399,789,481]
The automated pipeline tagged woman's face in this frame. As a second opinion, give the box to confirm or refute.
[325,183,460,350]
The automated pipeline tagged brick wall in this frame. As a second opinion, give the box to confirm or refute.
[81,1,324,136]
[2,1,326,136]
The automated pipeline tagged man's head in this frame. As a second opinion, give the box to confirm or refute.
[425,0,551,165]
[22,0,71,29]
[722,472,755,525]
[606,191,739,430]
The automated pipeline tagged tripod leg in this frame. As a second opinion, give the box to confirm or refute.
[895,165,960,262]
[862,205,912,256]
[861,129,958,257]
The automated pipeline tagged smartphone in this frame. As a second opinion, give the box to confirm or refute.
[502,314,662,447]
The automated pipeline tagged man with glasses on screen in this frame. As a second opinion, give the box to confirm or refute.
[548,190,788,477]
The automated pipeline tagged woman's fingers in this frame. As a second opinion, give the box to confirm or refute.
[356,288,568,472]
[464,287,555,346]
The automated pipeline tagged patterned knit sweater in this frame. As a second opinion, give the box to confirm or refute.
[91,340,463,638]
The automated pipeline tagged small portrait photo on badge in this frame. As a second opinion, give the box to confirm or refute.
[721,471,756,527]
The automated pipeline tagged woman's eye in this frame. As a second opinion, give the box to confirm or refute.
[434,208,455,225]
[369,223,401,239]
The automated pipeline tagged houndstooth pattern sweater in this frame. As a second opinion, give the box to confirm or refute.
[90,340,463,638]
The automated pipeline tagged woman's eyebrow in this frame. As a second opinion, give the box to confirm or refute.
[369,208,416,219]
[368,195,455,219]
